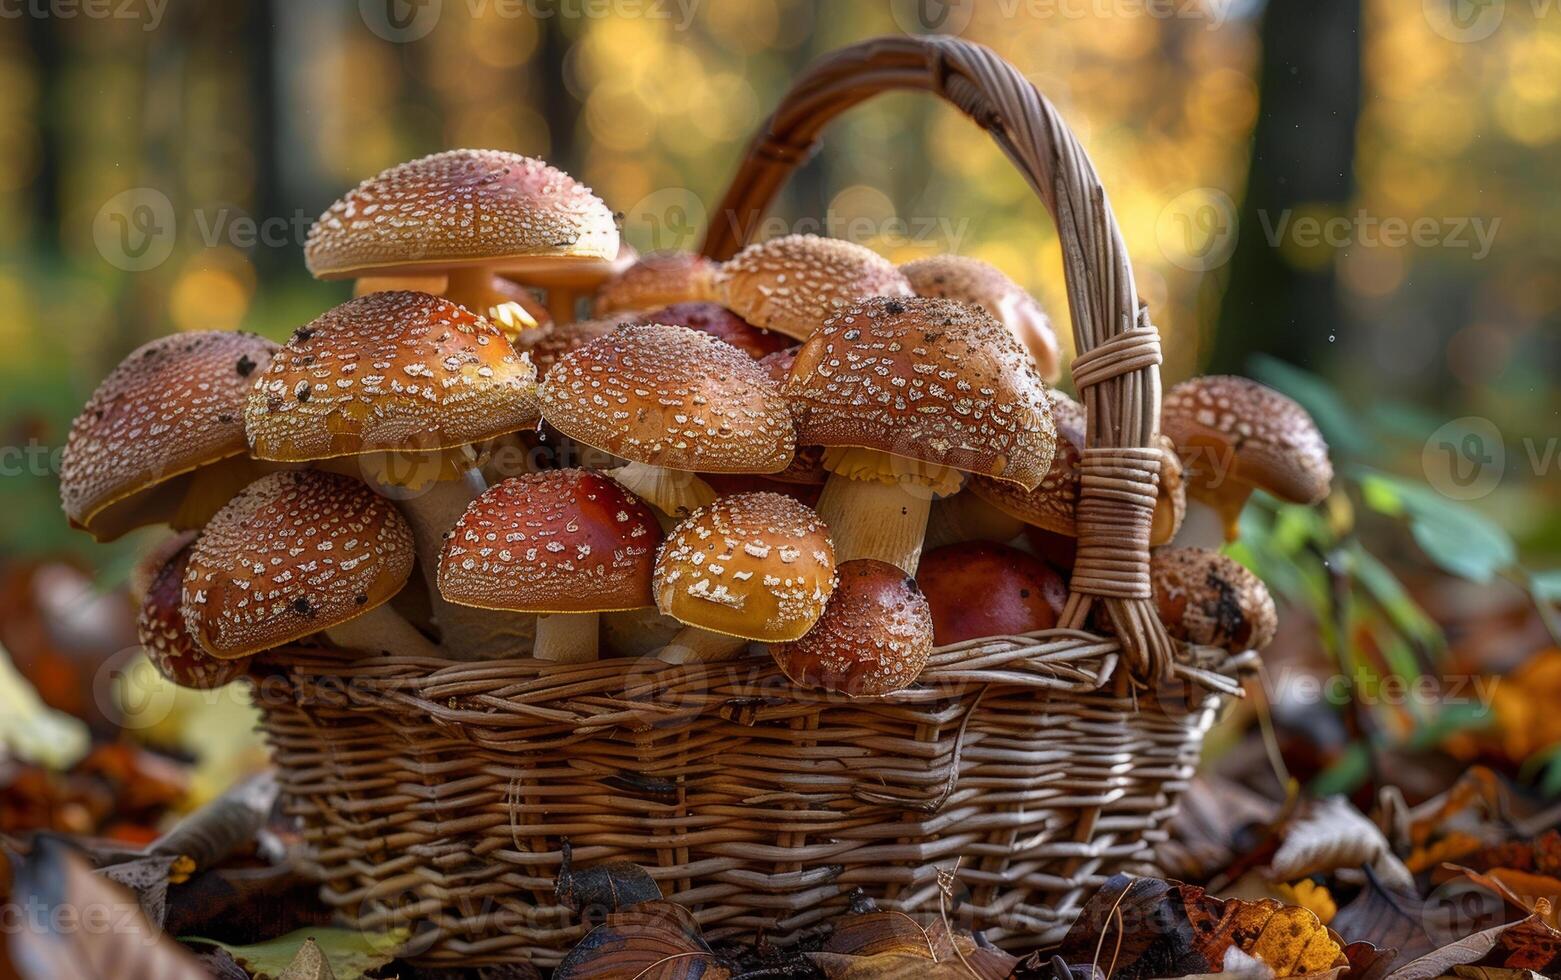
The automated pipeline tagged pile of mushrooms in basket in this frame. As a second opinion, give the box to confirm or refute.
[62,148,1333,696]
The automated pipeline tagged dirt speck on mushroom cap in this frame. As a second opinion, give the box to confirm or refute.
[440,468,662,614]
[246,291,539,462]
[771,558,932,696]
[181,470,415,658]
[717,234,912,340]
[539,322,795,474]
[653,491,836,642]
[786,295,1056,490]
[60,330,278,529]
[1162,375,1333,505]
[139,539,251,689]
[305,149,618,278]
[1150,546,1277,653]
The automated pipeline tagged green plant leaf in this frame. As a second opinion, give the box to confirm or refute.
[1349,543,1445,654]
[181,927,409,980]
[1251,354,1372,458]
[1355,470,1516,583]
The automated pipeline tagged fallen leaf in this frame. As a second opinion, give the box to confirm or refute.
[1383,912,1561,979]
[554,901,729,980]
[1269,797,1415,893]
[1182,886,1345,977]
[279,937,335,980]
[1053,875,1203,980]
[554,839,662,924]
[1445,865,1561,928]
[182,927,408,980]
[1275,880,1338,925]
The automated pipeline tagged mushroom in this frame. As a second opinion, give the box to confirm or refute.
[59,331,278,542]
[539,323,794,523]
[139,536,251,689]
[654,492,836,663]
[769,558,932,696]
[304,149,617,339]
[917,541,1067,646]
[716,234,912,341]
[503,241,637,326]
[438,470,661,663]
[901,254,1062,382]
[786,296,1056,574]
[1149,547,1277,653]
[244,291,541,655]
[1161,376,1333,543]
[631,302,791,360]
[181,471,439,659]
[594,251,718,315]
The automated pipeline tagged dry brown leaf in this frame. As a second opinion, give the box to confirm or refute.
[823,911,935,959]
[1184,887,1346,978]
[1383,912,1561,979]
[554,901,729,980]
[1445,866,1561,929]
[1269,797,1415,893]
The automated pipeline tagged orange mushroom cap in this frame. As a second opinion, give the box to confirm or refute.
[1150,547,1277,653]
[917,541,1066,646]
[717,234,912,340]
[594,251,717,315]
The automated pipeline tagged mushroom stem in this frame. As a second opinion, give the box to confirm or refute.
[658,626,749,664]
[324,602,441,658]
[444,266,541,342]
[815,474,934,575]
[924,491,1025,551]
[1169,499,1229,551]
[533,612,599,663]
[545,287,582,326]
[608,461,718,527]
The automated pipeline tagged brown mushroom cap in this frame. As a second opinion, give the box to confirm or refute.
[1162,376,1333,505]
[900,254,1061,381]
[181,471,415,658]
[1150,547,1277,653]
[60,331,277,541]
[138,538,251,689]
[304,149,618,279]
[539,323,794,474]
[245,291,539,463]
[632,302,791,360]
[717,234,912,340]
[653,491,836,642]
[439,469,662,614]
[967,391,1084,535]
[524,314,622,377]
[594,251,717,314]
[769,558,932,696]
[786,296,1056,489]
[917,541,1066,645]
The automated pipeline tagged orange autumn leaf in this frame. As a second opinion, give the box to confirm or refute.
[1274,880,1337,925]
[1185,888,1346,978]
[1448,865,1561,929]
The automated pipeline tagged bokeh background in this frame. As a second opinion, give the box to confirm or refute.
[1,0,1558,810]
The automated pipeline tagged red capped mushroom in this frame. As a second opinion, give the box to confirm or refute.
[917,541,1066,646]
[139,537,251,689]
[901,254,1062,383]
[770,559,932,696]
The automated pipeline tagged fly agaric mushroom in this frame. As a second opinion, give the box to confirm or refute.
[438,470,661,663]
[717,234,912,341]
[304,149,617,339]
[654,492,836,663]
[1161,376,1333,543]
[245,291,540,656]
[60,331,278,542]
[786,296,1055,574]
[901,254,1062,383]
[595,251,718,315]
[503,241,637,326]
[631,302,791,360]
[1150,547,1277,653]
[770,558,932,696]
[917,541,1067,646]
[182,471,438,659]
[139,537,251,689]
[539,323,795,522]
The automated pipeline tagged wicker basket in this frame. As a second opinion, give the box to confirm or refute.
[255,35,1252,968]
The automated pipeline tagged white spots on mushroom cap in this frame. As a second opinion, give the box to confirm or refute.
[180,470,414,658]
[1150,547,1277,653]
[138,539,250,688]
[595,251,717,315]
[717,234,913,340]
[968,390,1086,535]
[1162,375,1333,504]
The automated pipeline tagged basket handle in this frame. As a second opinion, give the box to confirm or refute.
[703,35,1175,679]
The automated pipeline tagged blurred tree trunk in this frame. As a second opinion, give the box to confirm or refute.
[538,19,578,170]
[1210,0,1362,374]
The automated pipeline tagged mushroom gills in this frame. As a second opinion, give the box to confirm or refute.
[85,456,280,543]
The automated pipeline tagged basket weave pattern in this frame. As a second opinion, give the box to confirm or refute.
[258,35,1243,967]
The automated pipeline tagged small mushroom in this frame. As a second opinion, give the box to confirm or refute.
[770,559,932,697]
[503,241,638,326]
[594,251,718,315]
[786,296,1056,574]
[901,254,1061,382]
[438,470,661,663]
[1150,547,1277,653]
[539,323,795,522]
[60,331,279,542]
[654,492,836,663]
[305,149,617,337]
[716,234,912,341]
[1161,375,1332,543]
[181,471,439,659]
[917,541,1066,646]
[138,537,251,689]
[631,302,791,360]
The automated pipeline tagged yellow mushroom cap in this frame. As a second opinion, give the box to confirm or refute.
[539,323,795,474]
[717,234,912,340]
[786,296,1056,490]
[594,251,718,315]
[60,331,278,542]
[653,491,836,643]
[304,149,619,279]
[901,254,1061,382]
[181,471,415,659]
[439,469,662,614]
[245,291,539,463]
[1150,547,1277,653]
